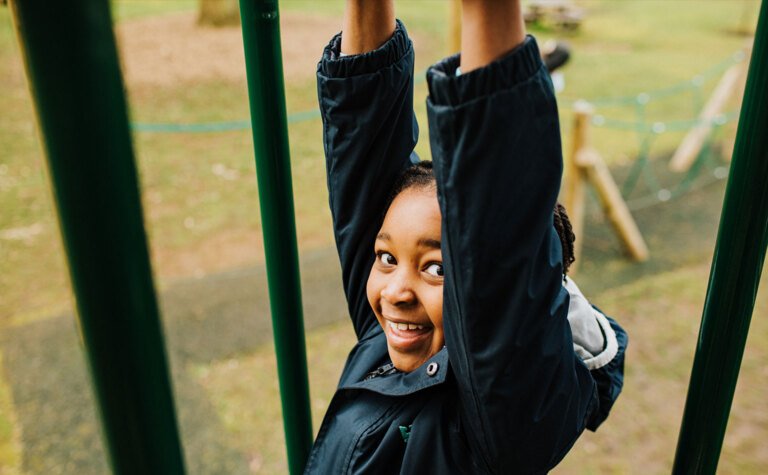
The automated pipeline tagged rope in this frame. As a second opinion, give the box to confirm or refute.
[592,111,737,133]
[129,51,744,134]
[559,50,746,107]
[131,109,321,133]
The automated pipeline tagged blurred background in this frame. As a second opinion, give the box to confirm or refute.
[0,0,766,473]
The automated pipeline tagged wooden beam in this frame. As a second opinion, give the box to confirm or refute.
[563,101,593,272]
[723,40,754,163]
[669,55,749,172]
[579,148,650,262]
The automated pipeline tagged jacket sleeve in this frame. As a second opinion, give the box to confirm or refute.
[585,311,627,431]
[564,277,628,431]
[426,37,597,473]
[316,20,418,340]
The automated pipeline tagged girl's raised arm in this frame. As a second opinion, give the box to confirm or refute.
[459,0,526,72]
[340,0,395,55]
[427,0,597,472]
[317,1,418,340]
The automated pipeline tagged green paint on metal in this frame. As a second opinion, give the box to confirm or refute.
[9,0,186,473]
[399,425,412,444]
[672,1,768,473]
[237,0,313,473]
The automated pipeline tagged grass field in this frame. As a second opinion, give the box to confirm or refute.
[0,0,766,473]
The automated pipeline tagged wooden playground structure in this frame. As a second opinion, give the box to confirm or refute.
[563,42,752,270]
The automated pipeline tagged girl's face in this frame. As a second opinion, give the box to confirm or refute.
[367,187,444,373]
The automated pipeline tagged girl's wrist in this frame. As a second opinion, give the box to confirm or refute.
[460,0,526,73]
[341,0,396,55]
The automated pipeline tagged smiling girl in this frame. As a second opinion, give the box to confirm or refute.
[306,1,627,473]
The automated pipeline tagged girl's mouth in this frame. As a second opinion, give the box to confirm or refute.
[384,319,432,350]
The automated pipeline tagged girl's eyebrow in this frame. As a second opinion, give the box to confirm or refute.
[376,232,440,249]
[417,238,441,250]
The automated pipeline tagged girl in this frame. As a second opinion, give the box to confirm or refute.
[308,1,626,473]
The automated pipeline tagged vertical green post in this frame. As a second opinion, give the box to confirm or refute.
[238,1,313,473]
[10,0,186,473]
[672,1,768,473]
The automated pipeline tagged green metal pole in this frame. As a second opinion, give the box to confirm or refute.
[672,1,768,473]
[238,1,313,473]
[10,1,186,473]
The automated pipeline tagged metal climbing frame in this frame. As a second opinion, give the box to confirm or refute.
[672,0,768,473]
[10,0,186,473]
[11,0,314,473]
[238,0,313,473]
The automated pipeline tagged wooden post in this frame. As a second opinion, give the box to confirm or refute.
[565,100,649,265]
[578,149,650,262]
[563,101,592,272]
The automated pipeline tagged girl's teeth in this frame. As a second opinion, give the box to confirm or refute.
[388,321,425,331]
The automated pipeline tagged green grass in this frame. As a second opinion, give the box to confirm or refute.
[555,263,768,475]
[0,353,22,475]
[193,319,357,474]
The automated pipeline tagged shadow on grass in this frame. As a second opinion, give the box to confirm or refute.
[0,153,730,473]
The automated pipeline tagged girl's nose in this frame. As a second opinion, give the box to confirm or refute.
[381,270,416,305]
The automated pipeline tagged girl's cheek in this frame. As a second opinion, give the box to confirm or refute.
[366,268,383,311]
[427,288,444,329]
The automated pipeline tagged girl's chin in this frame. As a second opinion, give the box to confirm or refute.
[381,321,443,372]
[387,345,435,373]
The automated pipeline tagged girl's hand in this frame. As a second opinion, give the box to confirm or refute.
[341,0,396,55]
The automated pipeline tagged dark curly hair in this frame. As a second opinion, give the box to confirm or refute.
[386,161,576,276]
[553,202,576,276]
[386,160,436,206]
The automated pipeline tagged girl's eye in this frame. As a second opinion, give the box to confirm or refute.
[378,252,396,266]
[424,263,444,278]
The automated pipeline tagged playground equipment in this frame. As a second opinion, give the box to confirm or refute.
[669,43,751,173]
[563,40,751,268]
[672,0,768,471]
[564,100,650,269]
[9,0,768,473]
[238,0,313,472]
[10,0,186,473]
[10,0,312,472]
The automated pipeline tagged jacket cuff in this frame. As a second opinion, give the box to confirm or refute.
[426,35,543,107]
[318,19,411,78]
[578,308,620,371]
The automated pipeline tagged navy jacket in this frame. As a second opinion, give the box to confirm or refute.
[309,22,626,474]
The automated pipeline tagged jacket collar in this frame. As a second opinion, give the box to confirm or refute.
[340,347,450,396]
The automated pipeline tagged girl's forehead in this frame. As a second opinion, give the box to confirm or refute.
[380,189,442,243]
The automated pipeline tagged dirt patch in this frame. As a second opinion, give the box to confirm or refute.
[115,11,436,89]
[151,227,264,279]
[115,11,340,88]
